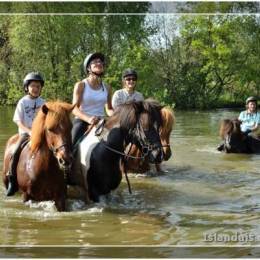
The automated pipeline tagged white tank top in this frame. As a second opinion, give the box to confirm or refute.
[79,79,108,117]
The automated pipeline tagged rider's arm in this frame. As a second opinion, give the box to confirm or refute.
[13,100,31,135]
[238,111,244,122]
[111,90,122,109]
[16,121,31,135]
[105,84,114,116]
[72,81,97,124]
[252,113,260,130]
[138,92,144,101]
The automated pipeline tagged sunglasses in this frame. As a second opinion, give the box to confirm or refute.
[125,77,137,81]
[90,59,104,65]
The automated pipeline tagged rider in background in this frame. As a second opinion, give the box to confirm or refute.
[112,68,144,109]
[6,72,45,196]
[71,52,113,147]
[238,96,260,136]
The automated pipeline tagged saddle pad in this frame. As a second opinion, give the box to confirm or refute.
[78,126,99,175]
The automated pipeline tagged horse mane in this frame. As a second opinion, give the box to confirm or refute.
[120,101,141,129]
[30,101,73,153]
[142,98,164,129]
[106,99,165,132]
[107,101,142,130]
[160,106,175,136]
[219,118,241,139]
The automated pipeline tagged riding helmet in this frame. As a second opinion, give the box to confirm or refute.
[23,72,44,92]
[122,68,138,80]
[246,96,257,105]
[83,52,105,73]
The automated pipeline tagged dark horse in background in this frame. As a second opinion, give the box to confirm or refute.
[124,105,175,173]
[70,99,164,203]
[218,118,260,153]
[2,101,74,211]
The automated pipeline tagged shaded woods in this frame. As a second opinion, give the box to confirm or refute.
[0,2,260,109]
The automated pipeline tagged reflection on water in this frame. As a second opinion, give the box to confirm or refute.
[1,107,260,257]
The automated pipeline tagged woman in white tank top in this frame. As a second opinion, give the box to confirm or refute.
[71,52,114,146]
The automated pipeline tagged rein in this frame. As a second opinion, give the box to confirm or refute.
[122,143,134,194]
[100,140,137,195]
[100,140,148,159]
[97,118,167,195]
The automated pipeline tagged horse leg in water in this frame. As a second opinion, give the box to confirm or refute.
[54,194,66,211]
[217,143,225,152]
[21,190,65,211]
[21,178,66,211]
[87,170,100,203]
[22,191,32,203]
[155,163,162,172]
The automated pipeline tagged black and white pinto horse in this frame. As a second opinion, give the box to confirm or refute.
[71,100,164,202]
[218,118,260,153]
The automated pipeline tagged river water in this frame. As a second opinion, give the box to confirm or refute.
[1,107,260,258]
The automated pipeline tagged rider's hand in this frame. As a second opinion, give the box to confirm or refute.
[252,123,258,131]
[88,116,99,125]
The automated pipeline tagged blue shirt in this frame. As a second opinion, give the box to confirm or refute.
[238,110,260,132]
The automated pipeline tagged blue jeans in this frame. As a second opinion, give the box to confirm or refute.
[243,129,252,135]
[71,118,89,147]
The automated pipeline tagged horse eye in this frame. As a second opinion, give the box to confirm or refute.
[47,127,57,133]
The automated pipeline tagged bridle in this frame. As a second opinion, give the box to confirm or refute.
[100,140,158,160]
[99,120,162,195]
[98,119,162,160]
[50,143,69,155]
[130,121,163,156]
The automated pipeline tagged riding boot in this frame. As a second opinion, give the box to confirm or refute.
[6,153,19,196]
[6,171,18,196]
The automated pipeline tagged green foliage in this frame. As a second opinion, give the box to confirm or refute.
[1,2,152,105]
[0,2,260,109]
[149,14,260,108]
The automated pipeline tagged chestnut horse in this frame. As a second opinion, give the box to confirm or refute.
[124,106,175,173]
[70,100,164,202]
[2,101,74,211]
[218,118,260,153]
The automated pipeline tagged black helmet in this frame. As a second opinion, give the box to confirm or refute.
[83,52,105,73]
[122,68,138,80]
[246,96,257,105]
[23,72,44,92]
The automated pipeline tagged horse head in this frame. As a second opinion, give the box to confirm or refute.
[30,101,74,171]
[219,118,248,153]
[118,99,164,164]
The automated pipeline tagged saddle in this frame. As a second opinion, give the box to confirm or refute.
[95,118,106,136]
[7,135,30,177]
[21,138,30,149]
[12,135,30,159]
[73,118,106,155]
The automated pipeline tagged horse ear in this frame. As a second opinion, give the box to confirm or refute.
[42,104,49,115]
[70,103,76,112]
[60,102,75,112]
